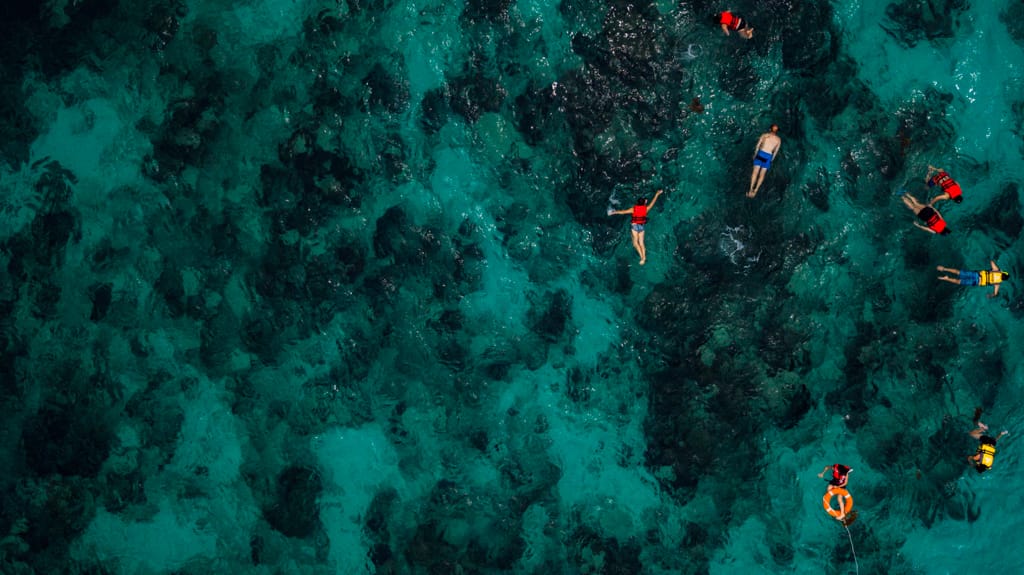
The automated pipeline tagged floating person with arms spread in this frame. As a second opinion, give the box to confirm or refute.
[936,261,1008,298]
[967,408,1009,474]
[747,124,780,198]
[926,164,963,207]
[901,193,950,235]
[715,10,753,39]
[608,189,664,265]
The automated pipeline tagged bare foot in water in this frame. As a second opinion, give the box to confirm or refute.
[639,258,646,266]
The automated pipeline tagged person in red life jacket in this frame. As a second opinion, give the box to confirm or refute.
[936,260,1009,298]
[966,407,1009,474]
[608,189,664,265]
[925,165,963,206]
[715,11,753,39]
[901,193,950,235]
[817,464,852,488]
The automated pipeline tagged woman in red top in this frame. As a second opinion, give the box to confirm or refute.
[925,164,963,206]
[716,11,753,39]
[609,189,664,265]
[902,193,950,235]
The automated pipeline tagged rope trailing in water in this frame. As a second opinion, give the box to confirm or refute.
[843,524,859,575]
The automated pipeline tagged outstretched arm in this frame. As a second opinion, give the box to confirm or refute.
[991,260,1000,272]
[990,284,1000,298]
[913,222,937,234]
[646,189,664,209]
[926,165,940,181]
[609,208,633,216]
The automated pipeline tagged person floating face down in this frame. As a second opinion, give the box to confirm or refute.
[967,408,1009,473]
[819,464,856,526]
[926,165,963,207]
[716,11,753,39]
[901,193,950,235]
[608,189,664,266]
[936,260,1009,298]
[748,125,781,198]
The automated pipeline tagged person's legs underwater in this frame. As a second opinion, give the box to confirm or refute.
[630,228,644,263]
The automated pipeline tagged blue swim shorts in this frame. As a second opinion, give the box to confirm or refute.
[631,223,645,232]
[959,271,980,286]
[753,150,773,169]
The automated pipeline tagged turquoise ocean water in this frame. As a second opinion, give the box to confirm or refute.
[1,0,1023,573]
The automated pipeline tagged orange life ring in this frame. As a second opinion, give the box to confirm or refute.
[823,487,853,520]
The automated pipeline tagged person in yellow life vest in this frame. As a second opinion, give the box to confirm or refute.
[937,260,1009,298]
[967,408,1009,474]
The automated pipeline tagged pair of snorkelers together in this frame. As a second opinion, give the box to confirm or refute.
[610,124,779,265]
[900,165,962,235]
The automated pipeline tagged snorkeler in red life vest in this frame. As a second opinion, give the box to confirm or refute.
[716,11,753,39]
[901,193,950,235]
[926,165,963,207]
[819,464,857,525]
[818,464,852,489]
[608,189,664,265]
[632,204,648,226]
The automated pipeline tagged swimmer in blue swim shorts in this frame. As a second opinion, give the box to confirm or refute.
[748,124,781,198]
[937,261,1009,298]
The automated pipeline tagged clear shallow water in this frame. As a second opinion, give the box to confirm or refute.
[1,0,1023,573]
